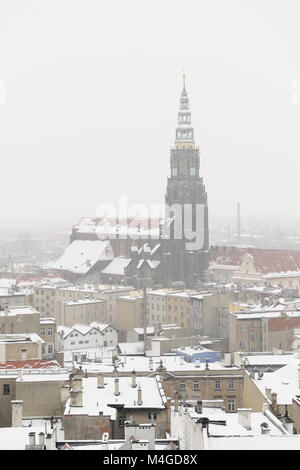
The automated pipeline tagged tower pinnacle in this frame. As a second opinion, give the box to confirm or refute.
[175,74,195,149]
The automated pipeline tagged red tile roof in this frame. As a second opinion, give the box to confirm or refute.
[0,359,62,369]
[210,246,300,275]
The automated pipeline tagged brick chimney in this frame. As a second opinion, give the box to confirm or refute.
[137,384,142,405]
[38,432,45,448]
[97,373,104,388]
[237,408,252,429]
[70,374,83,407]
[132,369,137,388]
[11,400,23,427]
[28,432,36,446]
[174,390,179,412]
[114,377,120,396]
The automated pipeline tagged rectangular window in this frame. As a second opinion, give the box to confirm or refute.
[215,380,221,390]
[40,327,45,336]
[48,344,53,354]
[228,380,234,390]
[3,384,10,395]
[48,327,53,336]
[228,399,235,412]
[180,382,186,391]
[193,381,199,390]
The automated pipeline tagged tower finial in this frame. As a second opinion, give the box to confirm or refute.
[182,68,186,92]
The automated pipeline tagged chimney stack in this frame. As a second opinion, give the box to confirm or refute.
[70,374,83,407]
[132,369,137,388]
[271,392,277,408]
[38,432,45,448]
[17,370,23,381]
[237,408,252,429]
[137,384,142,405]
[174,391,179,412]
[205,359,209,370]
[11,400,23,427]
[114,377,120,396]
[97,373,104,388]
[28,432,36,447]
[195,400,203,414]
[194,358,200,368]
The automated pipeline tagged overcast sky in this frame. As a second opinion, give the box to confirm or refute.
[0,0,299,226]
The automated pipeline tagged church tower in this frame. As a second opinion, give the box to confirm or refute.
[164,75,209,287]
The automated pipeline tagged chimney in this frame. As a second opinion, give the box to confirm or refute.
[237,408,252,429]
[205,359,209,370]
[114,378,120,396]
[194,358,200,368]
[271,392,277,408]
[70,390,82,407]
[132,370,137,388]
[97,373,104,388]
[195,400,203,414]
[38,432,45,448]
[11,400,23,427]
[29,432,36,446]
[174,391,179,412]
[45,433,55,450]
[60,384,70,407]
[137,384,142,405]
[265,387,272,400]
[17,370,23,381]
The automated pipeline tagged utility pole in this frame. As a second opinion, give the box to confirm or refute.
[143,285,147,354]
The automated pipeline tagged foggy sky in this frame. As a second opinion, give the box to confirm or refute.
[0,0,299,226]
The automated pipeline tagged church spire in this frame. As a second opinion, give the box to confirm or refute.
[175,73,195,148]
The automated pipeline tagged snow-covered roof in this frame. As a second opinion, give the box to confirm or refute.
[73,217,161,238]
[64,375,166,418]
[234,310,300,320]
[0,421,57,450]
[118,342,145,355]
[101,257,131,276]
[0,306,38,317]
[264,270,300,279]
[65,354,240,374]
[0,333,45,344]
[51,240,114,274]
[62,298,104,306]
[251,358,300,405]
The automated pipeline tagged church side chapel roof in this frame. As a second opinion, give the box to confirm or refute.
[210,246,300,275]
[51,240,114,274]
[101,257,132,276]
